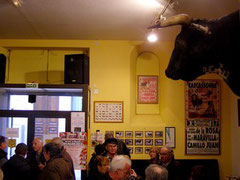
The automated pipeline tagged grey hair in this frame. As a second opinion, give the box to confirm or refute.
[145,164,168,180]
[161,146,173,154]
[109,155,131,172]
[34,137,43,144]
[52,137,63,148]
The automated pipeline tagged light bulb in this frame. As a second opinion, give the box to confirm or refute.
[147,33,158,42]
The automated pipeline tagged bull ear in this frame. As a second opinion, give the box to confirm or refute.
[191,23,212,34]
[148,14,191,29]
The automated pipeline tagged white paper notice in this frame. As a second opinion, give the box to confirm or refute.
[71,112,85,132]
[5,128,19,138]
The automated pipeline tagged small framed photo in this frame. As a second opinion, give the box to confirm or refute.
[165,127,176,148]
[115,131,124,138]
[128,147,133,154]
[135,131,143,138]
[135,147,143,154]
[155,131,163,138]
[145,139,153,146]
[125,131,133,138]
[125,139,133,146]
[145,131,153,138]
[135,139,143,146]
[105,131,114,137]
[155,139,163,146]
[145,147,151,154]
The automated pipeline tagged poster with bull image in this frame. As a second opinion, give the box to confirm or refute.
[185,80,220,155]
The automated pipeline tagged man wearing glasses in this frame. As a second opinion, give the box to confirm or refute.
[159,146,183,180]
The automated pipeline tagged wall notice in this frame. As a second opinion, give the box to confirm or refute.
[185,80,220,155]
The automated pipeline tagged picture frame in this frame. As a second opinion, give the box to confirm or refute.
[105,131,114,137]
[128,147,133,154]
[135,147,143,154]
[155,139,163,146]
[137,75,158,104]
[94,101,124,123]
[165,127,175,148]
[145,131,153,138]
[145,147,151,154]
[125,131,133,138]
[135,139,143,146]
[115,131,124,138]
[145,139,153,146]
[155,131,163,138]
[125,139,133,146]
[135,131,143,138]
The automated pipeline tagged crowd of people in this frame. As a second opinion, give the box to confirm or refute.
[0,133,209,180]
[0,135,75,180]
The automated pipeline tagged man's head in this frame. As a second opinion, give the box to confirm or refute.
[52,137,63,150]
[104,138,118,156]
[160,146,173,165]
[32,137,43,152]
[145,164,168,180]
[15,143,28,157]
[109,155,132,180]
[0,136,7,150]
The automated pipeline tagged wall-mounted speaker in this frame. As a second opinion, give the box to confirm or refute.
[64,54,89,84]
[0,54,6,84]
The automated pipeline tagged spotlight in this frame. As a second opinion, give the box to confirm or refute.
[147,31,158,42]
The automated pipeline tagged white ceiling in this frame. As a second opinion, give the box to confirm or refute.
[0,0,238,41]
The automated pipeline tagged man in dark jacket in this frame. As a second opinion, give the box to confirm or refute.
[2,143,31,180]
[26,137,46,179]
[159,146,184,180]
[0,136,7,168]
[52,137,76,180]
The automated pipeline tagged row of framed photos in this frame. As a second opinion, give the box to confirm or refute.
[124,138,163,146]
[129,147,159,154]
[106,130,163,138]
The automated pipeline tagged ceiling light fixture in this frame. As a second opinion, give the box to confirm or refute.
[147,0,173,42]
[11,0,22,8]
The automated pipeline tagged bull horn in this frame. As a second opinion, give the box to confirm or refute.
[148,14,191,29]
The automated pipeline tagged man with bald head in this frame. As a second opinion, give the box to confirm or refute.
[52,137,75,180]
[26,137,46,179]
[159,146,183,180]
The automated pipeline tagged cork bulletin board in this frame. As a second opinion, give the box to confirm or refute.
[94,101,124,123]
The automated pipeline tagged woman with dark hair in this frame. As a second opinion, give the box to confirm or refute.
[39,143,73,180]
[88,156,110,180]
[0,136,7,168]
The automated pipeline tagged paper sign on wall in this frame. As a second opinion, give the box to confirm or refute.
[71,112,85,132]
[5,128,19,138]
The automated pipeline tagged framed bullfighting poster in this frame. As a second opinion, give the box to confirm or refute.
[185,79,221,155]
[137,75,158,104]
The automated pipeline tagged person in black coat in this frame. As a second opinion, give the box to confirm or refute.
[0,136,7,168]
[2,143,31,180]
[159,146,184,180]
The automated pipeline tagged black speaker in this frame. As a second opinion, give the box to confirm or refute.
[0,54,6,84]
[28,95,36,103]
[64,54,89,84]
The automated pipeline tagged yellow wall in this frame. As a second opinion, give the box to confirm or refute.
[0,39,235,179]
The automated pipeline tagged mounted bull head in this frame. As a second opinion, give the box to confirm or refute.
[149,11,240,96]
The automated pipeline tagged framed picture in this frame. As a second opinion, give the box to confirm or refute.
[145,147,151,154]
[135,139,143,146]
[135,147,143,154]
[115,131,124,138]
[155,139,163,146]
[135,131,143,138]
[125,139,133,146]
[105,131,114,137]
[128,147,133,154]
[165,127,175,148]
[145,131,153,138]
[145,139,153,146]
[94,101,124,123]
[125,131,133,138]
[155,131,163,138]
[137,75,158,104]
